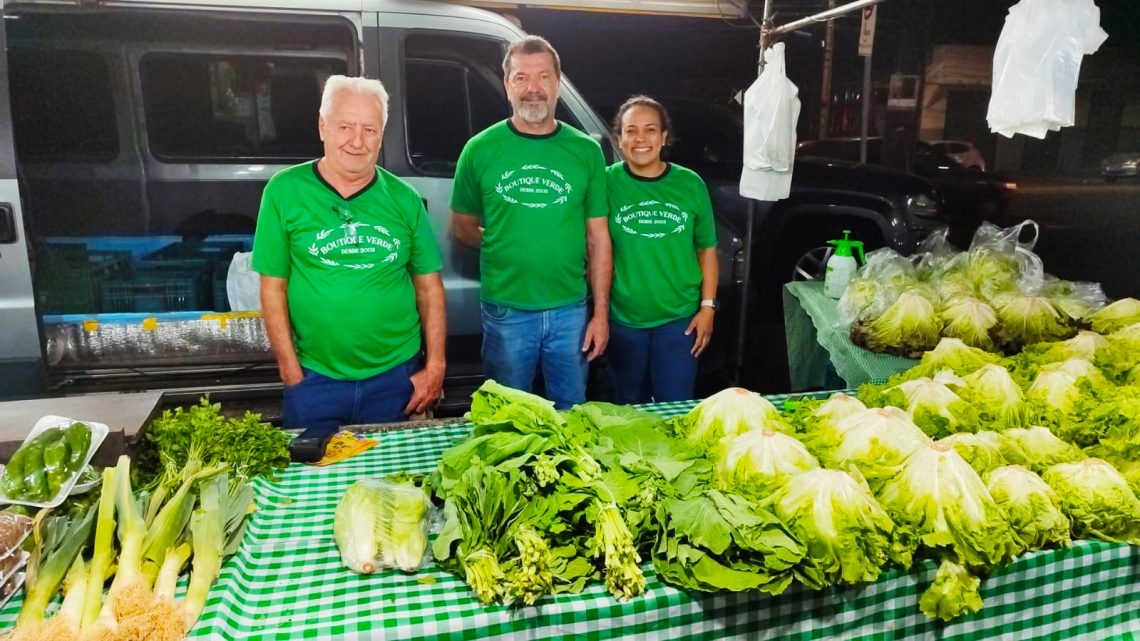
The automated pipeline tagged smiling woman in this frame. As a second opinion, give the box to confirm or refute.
[605,95,720,404]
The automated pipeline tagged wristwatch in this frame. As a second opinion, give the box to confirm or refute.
[700,299,720,311]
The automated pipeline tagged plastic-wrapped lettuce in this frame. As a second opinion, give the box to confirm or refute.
[674,387,788,449]
[335,476,431,573]
[959,364,1029,430]
[880,378,979,438]
[958,247,1022,300]
[1041,278,1107,321]
[902,338,1002,381]
[838,248,921,326]
[983,465,1070,554]
[935,272,978,303]
[1088,298,1140,335]
[769,469,903,585]
[999,426,1086,473]
[939,431,1007,476]
[919,558,984,622]
[879,441,1016,568]
[938,297,999,352]
[813,407,930,491]
[850,291,943,358]
[1041,458,1140,544]
[992,296,1079,353]
[713,428,819,498]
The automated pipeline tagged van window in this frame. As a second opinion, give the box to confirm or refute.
[9,49,118,162]
[140,53,347,162]
[404,33,509,175]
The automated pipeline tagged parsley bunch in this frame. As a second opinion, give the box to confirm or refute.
[135,397,291,487]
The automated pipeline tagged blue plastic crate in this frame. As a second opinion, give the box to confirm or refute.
[37,244,133,314]
[100,262,209,313]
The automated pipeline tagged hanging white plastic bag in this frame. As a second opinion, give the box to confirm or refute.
[227,252,262,312]
[740,43,801,201]
[987,0,1108,139]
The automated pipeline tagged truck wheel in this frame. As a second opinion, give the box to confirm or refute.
[773,219,884,285]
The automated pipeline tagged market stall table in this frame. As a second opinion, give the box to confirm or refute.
[784,281,918,391]
[1,396,1137,640]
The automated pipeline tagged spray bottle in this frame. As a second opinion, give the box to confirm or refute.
[823,230,864,299]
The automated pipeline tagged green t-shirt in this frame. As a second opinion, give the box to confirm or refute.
[607,162,717,328]
[450,120,607,311]
[252,161,442,380]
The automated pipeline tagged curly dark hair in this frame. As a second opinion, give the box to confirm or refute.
[612,95,672,138]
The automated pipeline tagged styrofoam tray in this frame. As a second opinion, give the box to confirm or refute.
[69,465,101,496]
[0,415,109,508]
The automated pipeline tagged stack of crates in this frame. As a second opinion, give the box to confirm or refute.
[36,243,133,315]
[99,240,244,313]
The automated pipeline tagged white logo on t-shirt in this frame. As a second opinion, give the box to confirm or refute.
[307,223,400,269]
[614,200,690,239]
[495,164,574,209]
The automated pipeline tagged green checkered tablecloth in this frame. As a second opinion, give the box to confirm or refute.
[1,396,1138,640]
[784,281,919,391]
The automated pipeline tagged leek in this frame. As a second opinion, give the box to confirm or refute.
[182,473,253,629]
[33,555,89,641]
[15,507,96,627]
[80,466,118,631]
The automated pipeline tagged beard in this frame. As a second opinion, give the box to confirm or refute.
[511,93,555,124]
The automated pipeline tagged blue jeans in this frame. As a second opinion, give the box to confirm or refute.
[481,301,588,409]
[607,318,698,404]
[281,358,417,439]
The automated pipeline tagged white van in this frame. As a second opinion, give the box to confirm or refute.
[0,0,741,412]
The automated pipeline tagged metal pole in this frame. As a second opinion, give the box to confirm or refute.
[734,0,775,386]
[860,50,871,163]
[769,0,887,38]
[820,0,836,138]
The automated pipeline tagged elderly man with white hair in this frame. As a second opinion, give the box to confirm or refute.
[253,75,446,438]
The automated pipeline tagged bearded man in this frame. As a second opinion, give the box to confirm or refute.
[450,35,611,408]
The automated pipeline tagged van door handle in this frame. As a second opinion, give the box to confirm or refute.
[0,204,16,244]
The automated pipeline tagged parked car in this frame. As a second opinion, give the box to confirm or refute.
[796,136,1016,237]
[0,0,748,410]
[925,140,986,171]
[1101,152,1140,182]
[597,97,948,314]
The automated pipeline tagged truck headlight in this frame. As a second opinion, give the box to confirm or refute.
[907,194,939,218]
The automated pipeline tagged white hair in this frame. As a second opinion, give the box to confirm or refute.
[319,75,389,124]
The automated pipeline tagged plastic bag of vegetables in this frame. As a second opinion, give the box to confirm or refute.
[850,291,943,358]
[836,248,920,327]
[335,475,434,573]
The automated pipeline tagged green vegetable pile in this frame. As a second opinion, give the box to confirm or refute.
[1,423,92,503]
[432,323,1140,621]
[134,397,291,487]
[841,222,1133,357]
